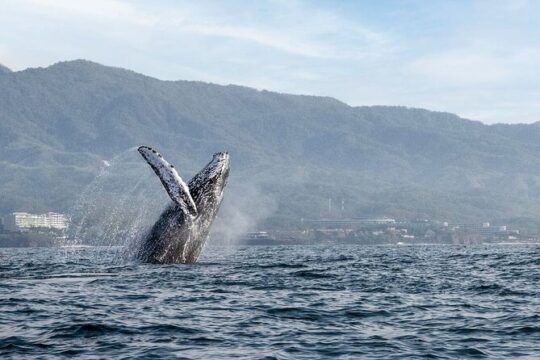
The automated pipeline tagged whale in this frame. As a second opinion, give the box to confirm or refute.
[134,146,230,263]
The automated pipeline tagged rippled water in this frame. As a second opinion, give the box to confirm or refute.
[1,244,539,359]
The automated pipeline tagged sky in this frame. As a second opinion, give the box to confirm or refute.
[1,0,539,124]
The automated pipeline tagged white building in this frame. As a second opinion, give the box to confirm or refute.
[3,212,69,231]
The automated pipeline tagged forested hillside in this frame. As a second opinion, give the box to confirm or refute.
[1,60,539,228]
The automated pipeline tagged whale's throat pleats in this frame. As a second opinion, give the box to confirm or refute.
[137,146,198,217]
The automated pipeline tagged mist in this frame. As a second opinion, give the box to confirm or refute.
[209,183,278,246]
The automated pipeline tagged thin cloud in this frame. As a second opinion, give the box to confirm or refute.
[408,50,513,86]
[27,0,157,25]
[2,1,539,123]
[23,0,394,60]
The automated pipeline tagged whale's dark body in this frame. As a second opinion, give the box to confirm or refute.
[135,146,230,263]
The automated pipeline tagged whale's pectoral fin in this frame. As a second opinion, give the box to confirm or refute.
[138,146,198,217]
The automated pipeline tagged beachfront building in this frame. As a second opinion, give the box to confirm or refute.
[3,212,69,232]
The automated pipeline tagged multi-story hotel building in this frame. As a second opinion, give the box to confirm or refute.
[3,212,69,231]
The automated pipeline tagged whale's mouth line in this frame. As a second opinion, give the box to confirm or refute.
[207,152,230,180]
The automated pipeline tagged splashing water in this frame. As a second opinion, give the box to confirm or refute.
[65,148,167,261]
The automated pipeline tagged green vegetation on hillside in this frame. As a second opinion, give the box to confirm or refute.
[1,60,540,229]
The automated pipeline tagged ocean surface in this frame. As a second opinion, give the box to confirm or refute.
[1,244,539,359]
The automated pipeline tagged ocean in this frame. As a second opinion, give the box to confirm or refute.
[1,244,539,359]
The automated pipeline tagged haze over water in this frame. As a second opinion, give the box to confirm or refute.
[1,244,539,358]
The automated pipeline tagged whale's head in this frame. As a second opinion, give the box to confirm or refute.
[185,151,230,214]
[207,152,230,188]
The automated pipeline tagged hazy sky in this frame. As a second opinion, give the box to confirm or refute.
[1,0,539,124]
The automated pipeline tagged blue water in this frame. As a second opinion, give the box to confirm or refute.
[1,244,539,359]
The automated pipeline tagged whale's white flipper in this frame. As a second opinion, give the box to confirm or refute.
[138,146,197,217]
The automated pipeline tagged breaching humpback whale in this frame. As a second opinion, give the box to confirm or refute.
[135,146,230,263]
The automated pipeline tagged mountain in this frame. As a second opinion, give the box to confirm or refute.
[1,59,540,230]
[0,64,11,74]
